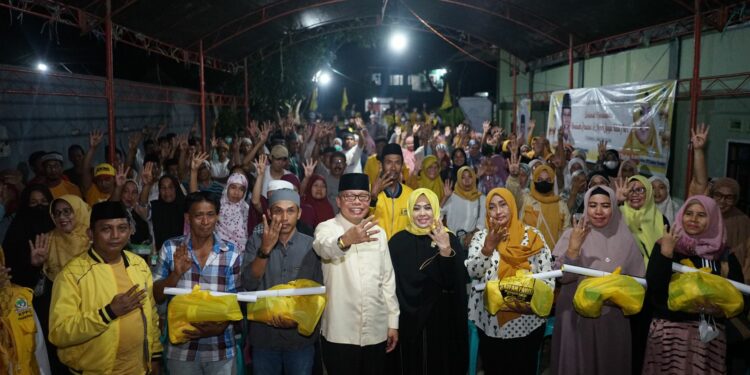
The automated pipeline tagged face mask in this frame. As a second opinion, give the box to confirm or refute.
[534,181,554,194]
[604,161,618,170]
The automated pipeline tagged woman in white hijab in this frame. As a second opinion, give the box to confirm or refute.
[647,175,682,224]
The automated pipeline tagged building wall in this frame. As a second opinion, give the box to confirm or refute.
[496,25,750,198]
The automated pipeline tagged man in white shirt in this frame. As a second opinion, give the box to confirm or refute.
[342,120,368,174]
[312,173,399,375]
[261,145,291,198]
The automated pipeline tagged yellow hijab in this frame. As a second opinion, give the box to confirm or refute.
[620,175,664,264]
[486,188,545,325]
[525,165,564,249]
[405,188,443,236]
[453,166,481,201]
[415,155,444,202]
[46,195,91,281]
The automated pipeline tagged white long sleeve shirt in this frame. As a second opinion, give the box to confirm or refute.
[312,214,400,346]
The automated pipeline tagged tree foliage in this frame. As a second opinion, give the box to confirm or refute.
[244,30,378,120]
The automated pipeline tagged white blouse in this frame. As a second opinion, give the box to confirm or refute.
[465,227,554,339]
[442,194,486,234]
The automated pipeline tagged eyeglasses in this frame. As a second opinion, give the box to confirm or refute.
[629,187,647,195]
[52,207,74,218]
[712,192,736,202]
[340,193,371,202]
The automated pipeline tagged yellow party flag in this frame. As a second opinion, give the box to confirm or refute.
[440,83,452,110]
[341,87,349,112]
[309,87,318,112]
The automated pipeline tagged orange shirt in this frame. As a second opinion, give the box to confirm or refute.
[48,180,82,199]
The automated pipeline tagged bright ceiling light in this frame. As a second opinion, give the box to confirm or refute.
[36,62,48,72]
[389,31,408,53]
[313,70,332,86]
[318,71,331,86]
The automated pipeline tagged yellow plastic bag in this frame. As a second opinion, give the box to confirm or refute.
[573,267,646,318]
[246,279,327,336]
[484,270,553,317]
[167,285,243,344]
[668,260,744,318]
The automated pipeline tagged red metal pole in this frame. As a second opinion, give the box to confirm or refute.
[685,0,702,196]
[568,34,574,89]
[512,56,517,134]
[105,0,115,163]
[199,39,207,151]
[244,58,249,128]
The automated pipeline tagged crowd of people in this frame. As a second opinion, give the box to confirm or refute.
[0,108,748,375]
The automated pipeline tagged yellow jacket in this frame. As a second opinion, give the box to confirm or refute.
[49,249,162,374]
[372,184,413,240]
[1,286,38,375]
[1,247,39,375]
[363,154,410,187]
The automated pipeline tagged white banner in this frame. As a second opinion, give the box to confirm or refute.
[546,81,676,176]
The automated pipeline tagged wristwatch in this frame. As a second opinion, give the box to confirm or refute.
[256,250,270,259]
[337,236,349,250]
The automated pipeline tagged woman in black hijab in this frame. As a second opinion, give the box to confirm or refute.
[388,188,468,375]
[441,147,468,186]
[2,184,55,288]
[149,174,186,250]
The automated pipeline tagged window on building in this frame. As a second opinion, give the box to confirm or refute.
[371,73,381,86]
[389,74,404,86]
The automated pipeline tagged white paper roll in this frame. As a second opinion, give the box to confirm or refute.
[561,264,648,287]
[163,287,258,303]
[239,286,327,298]
[671,263,750,295]
[472,269,563,292]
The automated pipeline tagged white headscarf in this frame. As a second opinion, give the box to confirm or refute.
[217,173,250,252]
[563,157,588,190]
[648,175,682,224]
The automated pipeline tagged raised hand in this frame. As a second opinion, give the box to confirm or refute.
[114,164,131,187]
[29,233,50,267]
[427,220,452,256]
[659,224,682,259]
[508,148,521,177]
[173,243,192,276]
[482,120,491,134]
[254,154,268,175]
[566,215,591,259]
[528,119,536,132]
[259,122,272,142]
[191,152,209,171]
[482,220,509,256]
[109,285,146,317]
[340,216,380,247]
[302,159,317,177]
[128,132,143,151]
[614,177,629,203]
[246,120,259,138]
[477,162,488,178]
[90,129,104,149]
[141,162,155,186]
[691,123,709,150]
[443,179,453,199]
[597,140,608,159]
[371,167,396,197]
[444,126,452,137]
[259,214,282,257]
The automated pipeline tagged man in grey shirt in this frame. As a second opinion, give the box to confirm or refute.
[241,189,323,374]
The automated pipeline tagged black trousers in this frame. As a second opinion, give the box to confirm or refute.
[321,337,386,375]
[478,324,545,375]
